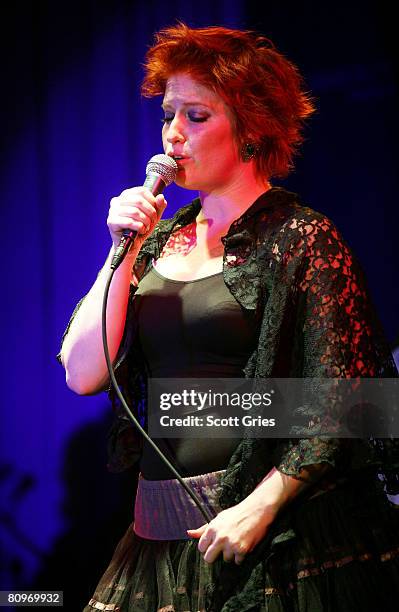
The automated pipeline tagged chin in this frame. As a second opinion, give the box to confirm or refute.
[175,176,201,191]
[175,174,214,192]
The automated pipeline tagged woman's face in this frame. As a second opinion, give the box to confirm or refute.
[162,73,241,193]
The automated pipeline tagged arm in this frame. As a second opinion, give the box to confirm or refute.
[188,464,330,564]
[247,462,331,513]
[60,188,167,395]
[189,212,394,563]
[60,244,139,395]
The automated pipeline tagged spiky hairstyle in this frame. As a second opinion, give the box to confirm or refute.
[142,23,315,178]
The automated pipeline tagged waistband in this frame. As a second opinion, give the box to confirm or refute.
[133,470,225,541]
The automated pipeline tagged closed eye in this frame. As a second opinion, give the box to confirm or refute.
[188,113,209,123]
[161,112,209,124]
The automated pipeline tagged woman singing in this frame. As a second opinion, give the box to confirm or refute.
[59,23,399,612]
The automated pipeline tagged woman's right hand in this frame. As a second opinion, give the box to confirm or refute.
[107,187,167,252]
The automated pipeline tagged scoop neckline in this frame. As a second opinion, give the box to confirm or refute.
[151,262,223,284]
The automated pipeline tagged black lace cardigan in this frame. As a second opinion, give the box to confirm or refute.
[59,186,399,503]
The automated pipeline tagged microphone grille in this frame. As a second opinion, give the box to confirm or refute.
[146,154,178,186]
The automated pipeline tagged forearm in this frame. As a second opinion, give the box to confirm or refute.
[238,463,331,525]
[61,244,139,395]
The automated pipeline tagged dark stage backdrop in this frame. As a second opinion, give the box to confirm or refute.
[1,1,397,608]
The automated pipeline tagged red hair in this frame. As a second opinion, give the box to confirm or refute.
[141,23,316,178]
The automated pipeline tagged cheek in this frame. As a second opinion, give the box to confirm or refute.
[211,123,237,153]
[205,133,238,165]
[161,129,167,151]
[199,126,233,155]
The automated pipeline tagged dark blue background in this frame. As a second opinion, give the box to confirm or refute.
[1,1,397,607]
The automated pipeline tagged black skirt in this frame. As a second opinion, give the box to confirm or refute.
[83,471,399,612]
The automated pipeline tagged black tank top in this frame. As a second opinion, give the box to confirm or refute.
[133,264,258,479]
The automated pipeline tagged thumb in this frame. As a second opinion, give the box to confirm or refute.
[155,194,167,216]
[187,524,207,538]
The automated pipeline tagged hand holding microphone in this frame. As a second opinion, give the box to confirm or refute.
[108,188,165,250]
[108,154,178,269]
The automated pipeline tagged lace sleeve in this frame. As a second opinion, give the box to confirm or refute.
[276,213,397,479]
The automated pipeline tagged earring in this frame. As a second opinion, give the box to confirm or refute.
[241,142,259,162]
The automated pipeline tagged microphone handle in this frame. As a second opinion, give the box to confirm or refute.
[111,173,167,270]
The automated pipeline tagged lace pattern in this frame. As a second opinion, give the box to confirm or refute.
[57,187,399,501]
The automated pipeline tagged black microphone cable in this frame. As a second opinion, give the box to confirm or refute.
[101,269,214,523]
[101,157,214,524]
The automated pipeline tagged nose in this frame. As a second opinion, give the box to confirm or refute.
[165,115,186,145]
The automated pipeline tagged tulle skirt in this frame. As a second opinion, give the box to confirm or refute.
[83,470,399,611]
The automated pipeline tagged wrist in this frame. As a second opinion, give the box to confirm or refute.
[238,489,281,526]
[242,467,310,523]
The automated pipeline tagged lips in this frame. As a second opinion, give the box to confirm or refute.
[168,152,188,160]
[168,155,190,169]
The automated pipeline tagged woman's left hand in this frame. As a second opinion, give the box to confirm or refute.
[187,500,275,565]
[187,466,314,564]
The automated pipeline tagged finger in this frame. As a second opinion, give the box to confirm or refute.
[222,546,235,563]
[110,207,153,230]
[113,194,159,222]
[187,525,207,539]
[109,218,147,235]
[197,530,215,554]
[203,541,223,564]
[234,542,248,565]
[119,187,157,206]
[155,194,167,214]
[234,553,246,565]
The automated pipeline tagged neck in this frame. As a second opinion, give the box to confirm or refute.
[197,167,271,228]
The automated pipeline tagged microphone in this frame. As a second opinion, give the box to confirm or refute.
[111,154,178,270]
